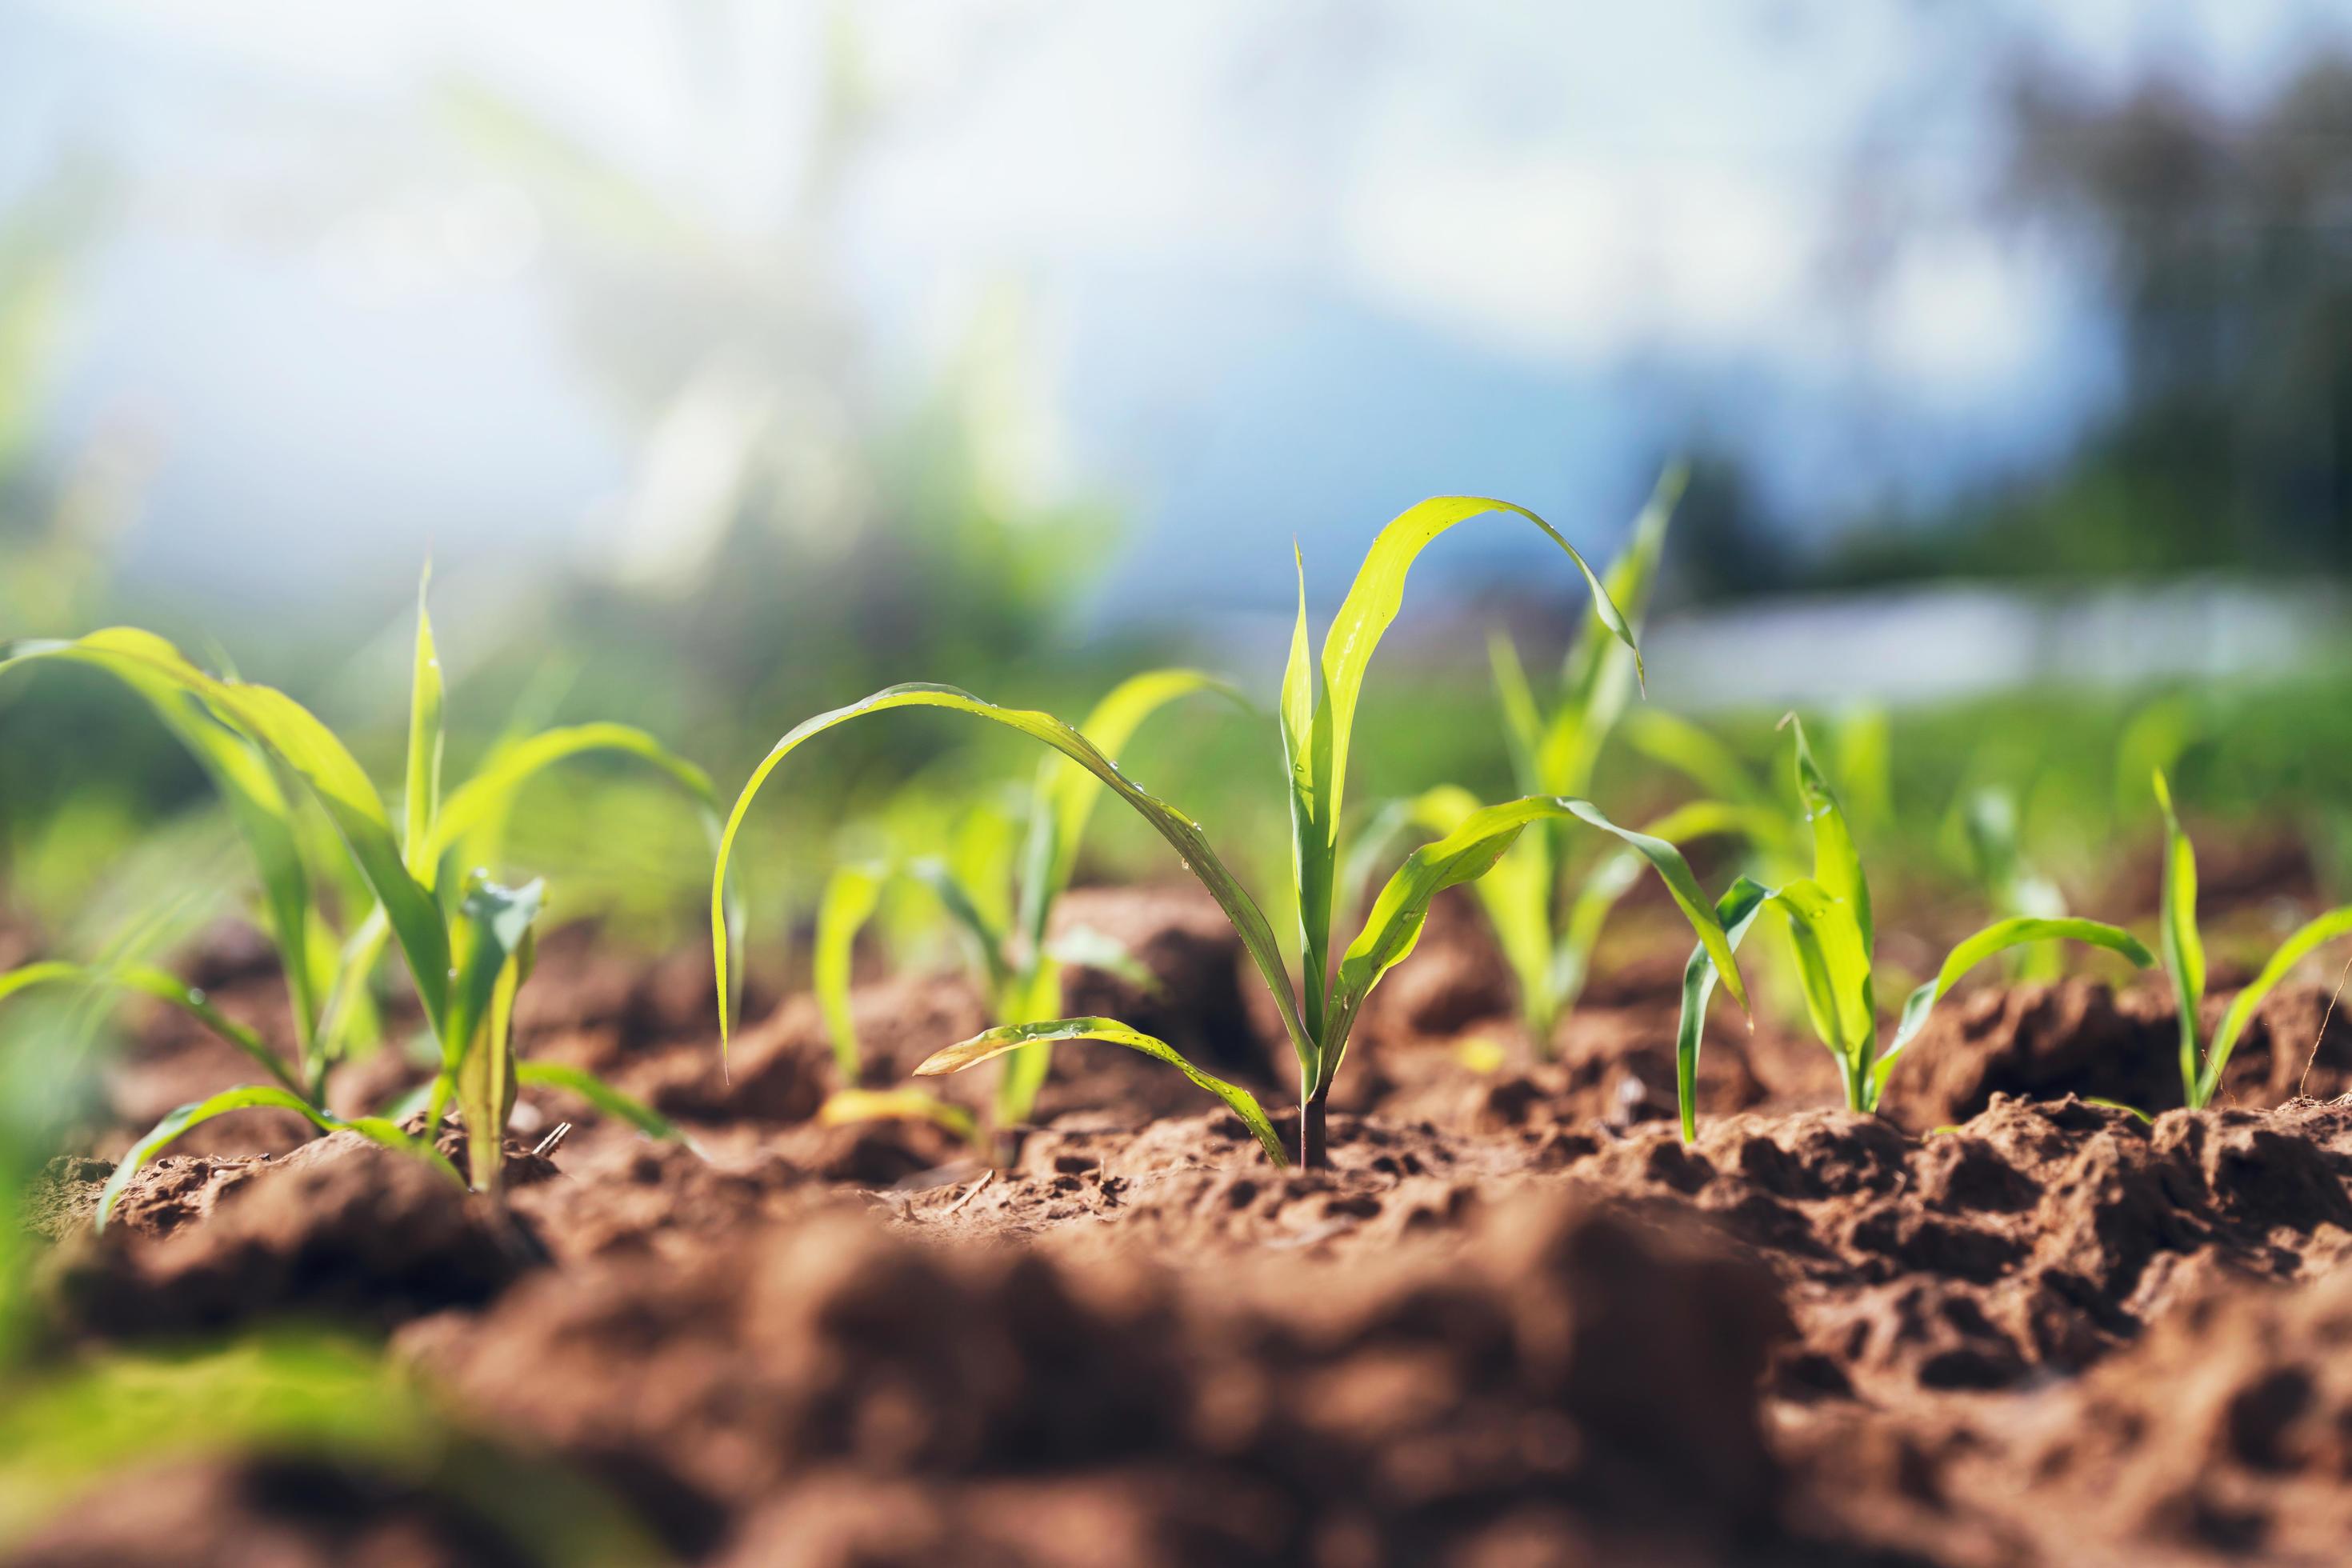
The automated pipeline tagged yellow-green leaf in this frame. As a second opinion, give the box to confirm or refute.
[916,1016,1286,1166]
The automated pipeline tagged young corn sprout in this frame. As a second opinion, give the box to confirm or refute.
[1448,463,1678,1054]
[0,572,717,1222]
[1671,717,2155,1140]
[811,669,1230,1152]
[2154,769,2352,1110]
[714,498,1752,1169]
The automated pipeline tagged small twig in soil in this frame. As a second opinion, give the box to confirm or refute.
[942,1169,994,1216]
[2298,950,2352,1100]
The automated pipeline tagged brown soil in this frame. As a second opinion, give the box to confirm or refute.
[18,882,2352,1565]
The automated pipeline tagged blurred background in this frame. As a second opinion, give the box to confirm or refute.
[7,0,2352,947]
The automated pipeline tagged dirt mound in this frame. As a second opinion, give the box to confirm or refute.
[403,1190,1805,1565]
[1887,979,2352,1127]
[3,1454,536,1568]
[41,1131,544,1340]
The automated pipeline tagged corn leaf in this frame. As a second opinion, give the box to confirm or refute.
[916,1016,1286,1166]
[2202,904,2352,1105]
[1677,876,1772,1141]
[2153,769,2207,1102]
[814,862,886,1080]
[0,961,306,1098]
[442,880,540,1192]
[98,1087,458,1229]
[1875,918,2156,1102]
[203,679,450,1030]
[1542,462,1679,797]
[1018,667,1234,948]
[1321,498,1635,840]
[515,1060,698,1152]
[402,562,445,877]
[442,879,543,1085]
[1280,544,1336,1058]
[0,633,323,1051]
[1329,795,1745,1091]
[1764,878,1877,1084]
[1786,714,1872,959]
[712,684,1313,1078]
[426,722,719,882]
[818,1086,980,1146]
[1408,785,1554,1038]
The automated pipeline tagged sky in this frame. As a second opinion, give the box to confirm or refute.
[6,0,2350,620]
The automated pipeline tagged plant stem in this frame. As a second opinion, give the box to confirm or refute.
[1301,1088,1328,1169]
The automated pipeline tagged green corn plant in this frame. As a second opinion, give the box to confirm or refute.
[1672,717,2156,1140]
[714,497,1753,1169]
[810,668,1226,1147]
[0,573,715,1221]
[1470,463,1679,1052]
[2154,769,2352,1110]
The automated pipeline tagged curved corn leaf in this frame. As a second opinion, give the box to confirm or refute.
[1542,462,1679,798]
[515,1060,698,1152]
[1786,714,1872,959]
[1290,498,1636,1069]
[2153,769,2208,1104]
[205,679,450,1028]
[1875,918,2157,1103]
[818,1086,981,1146]
[0,631,323,1050]
[426,722,720,882]
[98,1087,458,1229]
[712,684,1312,1079]
[815,862,887,1079]
[1677,876,1772,1141]
[1018,667,1235,949]
[915,1016,1286,1166]
[402,562,444,877]
[1321,498,1636,838]
[1327,795,1745,1093]
[2084,1095,2154,1123]
[2202,904,2352,1105]
[0,961,306,1098]
[1407,784,1554,1039]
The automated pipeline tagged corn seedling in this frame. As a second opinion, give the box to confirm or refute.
[2153,769,2352,1110]
[1672,717,2154,1139]
[811,669,1227,1150]
[714,498,1752,1169]
[0,573,717,1222]
[1456,464,1677,1054]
